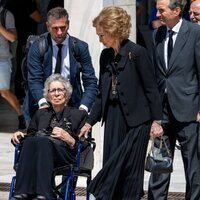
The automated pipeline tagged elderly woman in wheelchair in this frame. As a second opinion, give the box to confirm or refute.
[11,74,87,200]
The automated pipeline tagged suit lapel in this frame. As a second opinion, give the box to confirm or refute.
[63,106,71,122]
[68,36,79,86]
[44,33,53,78]
[37,109,53,129]
[116,40,131,71]
[157,40,167,73]
[168,20,189,70]
[155,26,168,74]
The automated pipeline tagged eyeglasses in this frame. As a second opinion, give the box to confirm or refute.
[51,26,67,32]
[48,88,66,94]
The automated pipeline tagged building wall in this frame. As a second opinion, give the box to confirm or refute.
[64,0,136,177]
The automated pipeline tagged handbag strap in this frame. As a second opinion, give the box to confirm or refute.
[148,136,172,157]
[147,138,155,155]
[161,136,172,157]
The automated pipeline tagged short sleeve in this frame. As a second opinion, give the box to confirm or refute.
[5,10,15,29]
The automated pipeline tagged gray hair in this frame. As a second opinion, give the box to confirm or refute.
[47,7,69,23]
[168,0,187,15]
[43,74,72,103]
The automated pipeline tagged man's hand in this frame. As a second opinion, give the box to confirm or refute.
[79,123,92,138]
[150,121,163,137]
[39,102,50,109]
[196,112,200,122]
[79,107,88,114]
[39,105,49,109]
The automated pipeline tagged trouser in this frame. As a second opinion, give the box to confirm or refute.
[148,95,200,200]
[15,136,75,199]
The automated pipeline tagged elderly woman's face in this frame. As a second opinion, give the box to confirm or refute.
[48,81,67,107]
[96,25,116,48]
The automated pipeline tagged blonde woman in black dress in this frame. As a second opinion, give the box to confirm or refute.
[79,6,163,200]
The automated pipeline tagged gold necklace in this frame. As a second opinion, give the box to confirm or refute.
[111,74,118,95]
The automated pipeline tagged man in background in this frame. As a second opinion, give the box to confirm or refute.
[0,1,26,129]
[190,0,200,23]
[148,0,200,199]
[5,0,42,102]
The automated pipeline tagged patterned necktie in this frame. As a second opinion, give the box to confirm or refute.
[55,44,63,74]
[167,30,174,65]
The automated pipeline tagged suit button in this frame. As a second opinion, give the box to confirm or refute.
[123,102,127,106]
[126,113,130,116]
[117,82,120,85]
[120,91,124,95]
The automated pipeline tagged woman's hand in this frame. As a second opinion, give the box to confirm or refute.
[79,123,92,138]
[11,131,25,145]
[150,121,163,137]
[51,127,75,148]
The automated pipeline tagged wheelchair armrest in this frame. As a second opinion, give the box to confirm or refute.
[78,137,96,151]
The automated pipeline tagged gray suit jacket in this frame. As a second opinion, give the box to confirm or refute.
[154,19,200,122]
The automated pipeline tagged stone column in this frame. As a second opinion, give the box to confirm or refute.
[64,0,136,179]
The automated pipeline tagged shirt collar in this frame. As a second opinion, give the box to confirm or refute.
[52,34,69,47]
[167,18,183,34]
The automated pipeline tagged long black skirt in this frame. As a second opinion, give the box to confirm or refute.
[89,101,150,200]
[88,123,150,200]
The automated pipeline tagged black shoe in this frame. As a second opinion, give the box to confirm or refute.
[32,195,46,200]
[18,115,26,130]
[11,193,28,199]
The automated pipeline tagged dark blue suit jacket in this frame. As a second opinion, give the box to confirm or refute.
[27,33,98,112]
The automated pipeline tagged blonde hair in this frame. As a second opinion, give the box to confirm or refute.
[93,6,131,42]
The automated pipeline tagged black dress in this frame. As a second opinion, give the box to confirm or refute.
[14,106,87,199]
[88,59,151,199]
[88,96,150,199]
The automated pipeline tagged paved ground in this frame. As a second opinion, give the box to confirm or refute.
[0,97,186,199]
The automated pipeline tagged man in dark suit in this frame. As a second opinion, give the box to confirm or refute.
[23,7,98,122]
[148,0,200,199]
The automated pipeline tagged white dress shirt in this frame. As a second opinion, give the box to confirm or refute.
[164,18,183,68]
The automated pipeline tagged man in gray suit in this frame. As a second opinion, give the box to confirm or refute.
[148,0,200,199]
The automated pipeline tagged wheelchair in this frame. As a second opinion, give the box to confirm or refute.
[9,136,96,200]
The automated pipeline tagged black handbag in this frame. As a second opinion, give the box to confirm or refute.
[145,135,173,173]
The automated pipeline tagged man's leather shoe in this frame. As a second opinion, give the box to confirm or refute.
[11,193,28,199]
